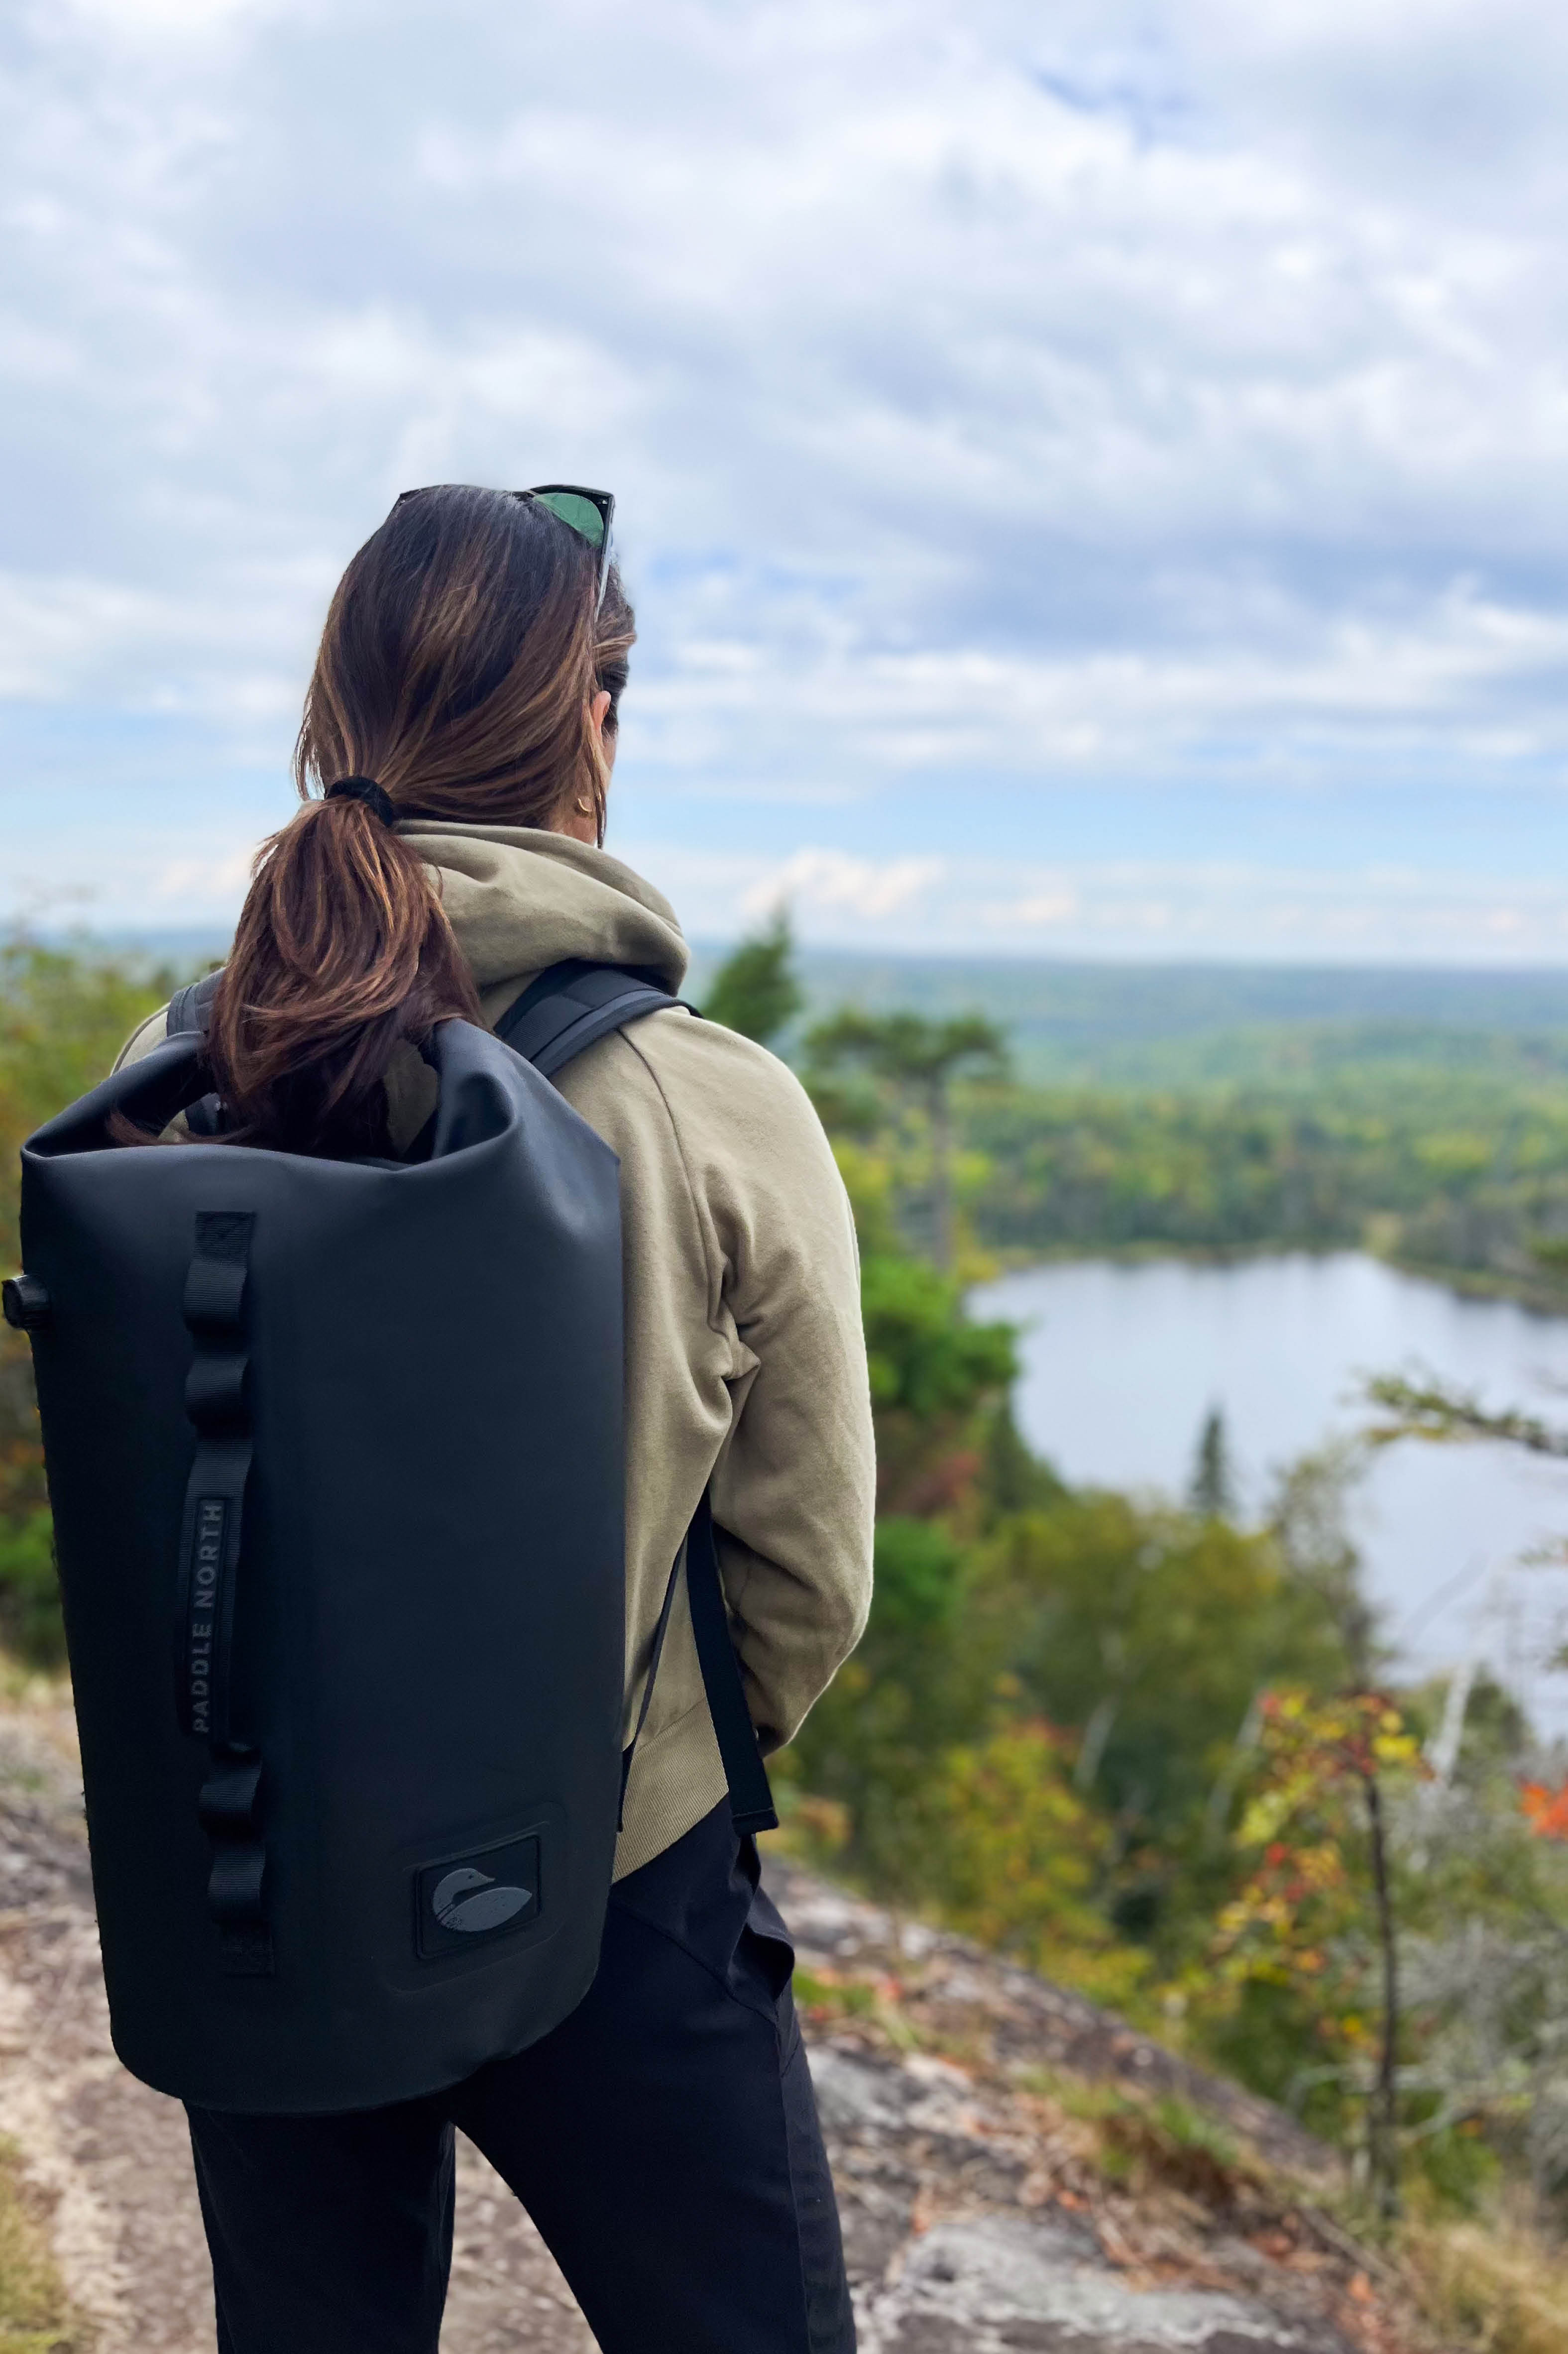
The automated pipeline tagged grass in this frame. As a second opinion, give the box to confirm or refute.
[0,2137,86,2354]
[792,1966,922,2051]
[1095,2093,1245,2205]
[1017,2060,1568,2350]
[1013,2065,1250,2205]
[1405,2216,1568,2354]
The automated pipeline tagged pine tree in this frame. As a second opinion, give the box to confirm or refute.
[805,1009,1008,1272]
[701,912,802,1047]
[1189,1405,1235,1520]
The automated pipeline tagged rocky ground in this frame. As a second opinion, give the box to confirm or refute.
[0,1688,1438,2352]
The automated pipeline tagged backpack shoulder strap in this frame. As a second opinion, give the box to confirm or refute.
[494,957,693,1079]
[681,1492,778,1834]
[502,961,776,1838]
[621,1499,779,1842]
[167,968,224,1036]
[164,970,226,1136]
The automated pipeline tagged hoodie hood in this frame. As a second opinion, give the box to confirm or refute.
[397,822,689,999]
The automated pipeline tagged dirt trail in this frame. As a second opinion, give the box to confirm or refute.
[0,1690,1432,2353]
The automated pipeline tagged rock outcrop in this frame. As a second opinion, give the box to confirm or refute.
[0,1694,1424,2352]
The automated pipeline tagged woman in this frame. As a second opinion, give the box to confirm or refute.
[116,483,876,2354]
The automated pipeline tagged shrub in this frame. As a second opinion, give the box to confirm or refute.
[0,1515,64,1672]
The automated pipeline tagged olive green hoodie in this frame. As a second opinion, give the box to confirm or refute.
[117,826,876,1878]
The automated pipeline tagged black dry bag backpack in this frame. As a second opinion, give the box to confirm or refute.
[3,961,774,2115]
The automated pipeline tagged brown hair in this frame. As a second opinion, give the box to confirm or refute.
[202,485,636,1155]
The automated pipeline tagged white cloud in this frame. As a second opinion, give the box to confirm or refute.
[739,850,946,923]
[0,816,269,931]
[146,845,258,902]
[6,0,1568,950]
[60,0,274,24]
[0,569,305,713]
[625,841,1568,964]
[629,580,1568,787]
[12,806,1568,968]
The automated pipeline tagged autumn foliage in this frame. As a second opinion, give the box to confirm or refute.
[1519,1779,1568,1841]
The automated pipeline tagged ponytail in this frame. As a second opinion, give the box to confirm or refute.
[187,483,636,1155]
[205,786,479,1155]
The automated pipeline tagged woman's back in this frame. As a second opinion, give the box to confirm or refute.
[98,480,871,2352]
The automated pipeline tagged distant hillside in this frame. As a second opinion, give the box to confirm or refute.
[685,946,1568,1084]
[49,929,1568,1087]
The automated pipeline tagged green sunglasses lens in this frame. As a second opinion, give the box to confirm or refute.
[532,490,606,547]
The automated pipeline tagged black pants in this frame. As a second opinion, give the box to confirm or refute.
[186,1804,854,2353]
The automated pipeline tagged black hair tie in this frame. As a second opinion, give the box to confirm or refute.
[325,776,397,828]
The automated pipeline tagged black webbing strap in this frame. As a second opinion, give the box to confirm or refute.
[494,958,692,1080]
[166,970,222,1036]
[175,1212,271,1976]
[684,1492,778,1834]
[617,1499,778,1838]
[618,1550,683,1832]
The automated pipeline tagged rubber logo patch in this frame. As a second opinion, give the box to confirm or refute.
[415,1835,541,1960]
[432,1867,530,1934]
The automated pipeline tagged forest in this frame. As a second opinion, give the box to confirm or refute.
[744,949,1568,1299]
[4,925,1568,2340]
[711,922,1568,2304]
[965,1063,1568,1295]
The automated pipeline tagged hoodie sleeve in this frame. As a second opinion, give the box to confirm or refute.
[630,1018,877,1752]
[113,1007,173,1072]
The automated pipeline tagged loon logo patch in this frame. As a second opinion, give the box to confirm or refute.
[415,1834,541,1960]
[431,1867,531,1934]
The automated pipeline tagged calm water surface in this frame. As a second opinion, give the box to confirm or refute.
[970,1253,1568,1723]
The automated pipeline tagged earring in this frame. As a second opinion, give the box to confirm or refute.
[576,796,594,815]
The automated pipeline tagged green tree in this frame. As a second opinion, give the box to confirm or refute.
[861,1252,1015,1512]
[1189,1405,1236,1520]
[792,1529,1145,2007]
[790,1514,978,1887]
[0,933,179,1260]
[807,1009,1008,1271]
[701,912,802,1047]
[0,1512,65,1668]
[1205,1688,1425,2214]
[1268,1445,1380,1683]
[978,1398,1067,1526]
[968,1493,1356,1946]
[922,1718,1150,2008]
[0,934,180,1667]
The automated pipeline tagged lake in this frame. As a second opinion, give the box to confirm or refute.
[970,1253,1568,1728]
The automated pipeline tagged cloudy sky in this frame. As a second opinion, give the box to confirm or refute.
[6,0,1568,959]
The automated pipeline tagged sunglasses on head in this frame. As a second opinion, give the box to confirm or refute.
[395,483,616,610]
